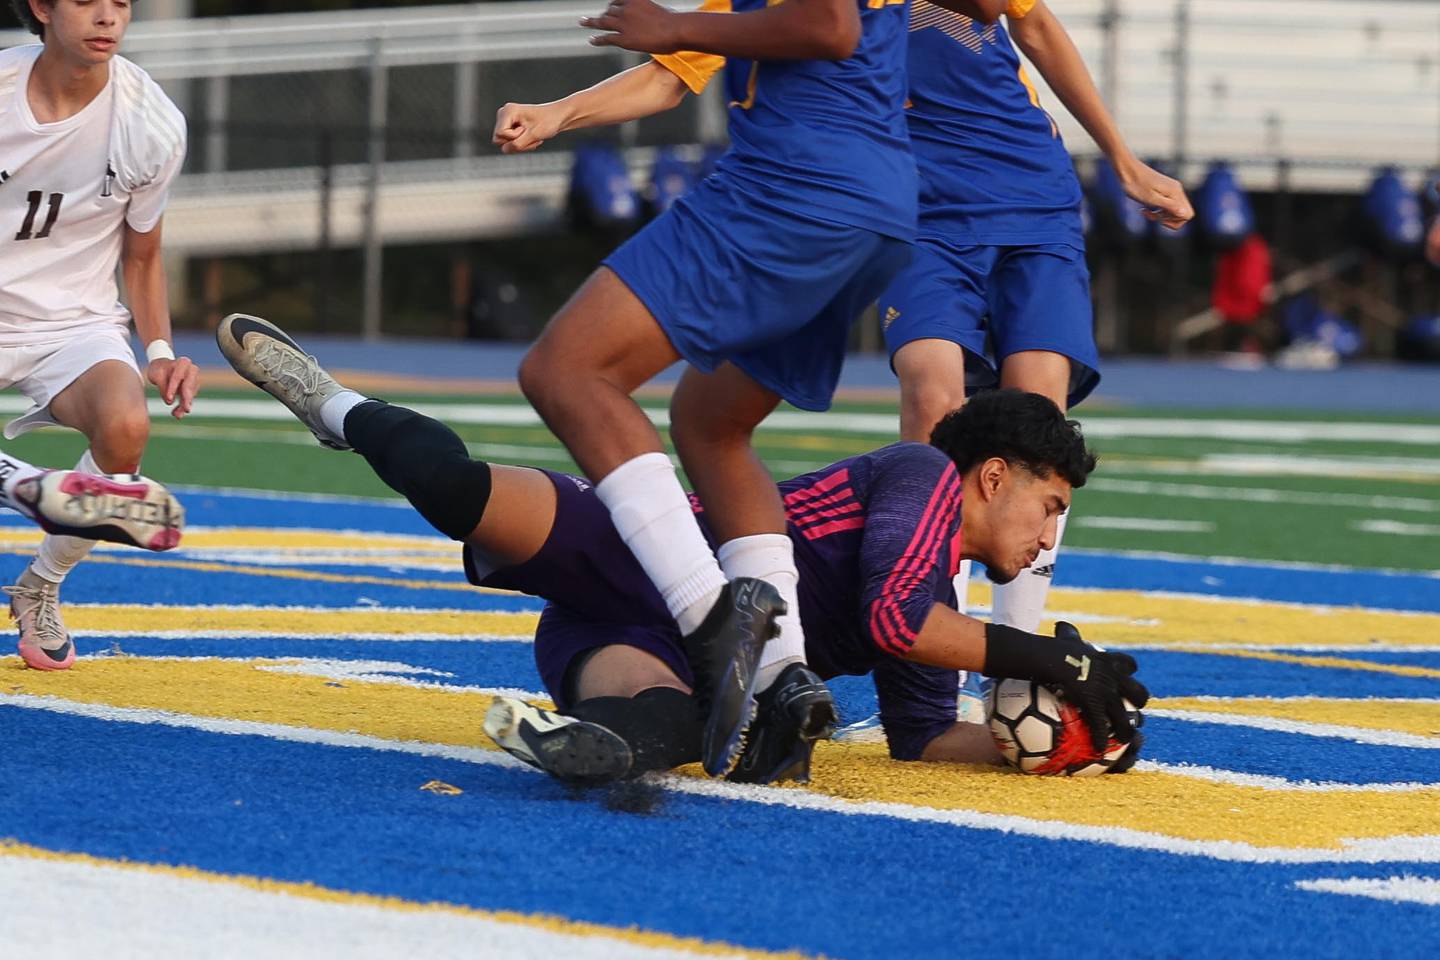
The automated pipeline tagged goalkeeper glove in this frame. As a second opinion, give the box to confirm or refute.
[983,620,1150,753]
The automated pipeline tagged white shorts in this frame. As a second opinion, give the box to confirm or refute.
[0,326,142,440]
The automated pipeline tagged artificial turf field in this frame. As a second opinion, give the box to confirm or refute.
[2,387,1439,958]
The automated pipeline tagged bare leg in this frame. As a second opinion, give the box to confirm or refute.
[30,360,150,583]
[47,360,151,473]
[892,338,968,443]
[518,268,679,480]
[998,350,1071,412]
[668,363,783,545]
[670,363,812,683]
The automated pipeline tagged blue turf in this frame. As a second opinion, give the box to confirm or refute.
[1131,649,1440,700]
[1054,553,1440,612]
[1141,716,1440,784]
[0,554,541,611]
[4,706,1438,960]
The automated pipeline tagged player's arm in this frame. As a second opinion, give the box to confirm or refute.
[121,220,198,419]
[493,62,690,154]
[919,722,1001,763]
[903,606,1149,751]
[872,656,1001,764]
[1006,0,1193,229]
[582,0,860,60]
[924,0,1006,24]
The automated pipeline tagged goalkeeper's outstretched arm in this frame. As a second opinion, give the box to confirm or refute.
[493,61,689,154]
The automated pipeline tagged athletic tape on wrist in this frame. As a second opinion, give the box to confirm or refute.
[145,340,176,363]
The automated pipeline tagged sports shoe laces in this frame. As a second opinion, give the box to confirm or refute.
[3,584,67,648]
[254,341,322,398]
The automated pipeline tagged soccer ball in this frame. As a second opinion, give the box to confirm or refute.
[987,678,1141,777]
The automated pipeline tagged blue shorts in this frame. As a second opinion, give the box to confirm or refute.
[879,239,1101,408]
[465,470,692,710]
[605,176,911,411]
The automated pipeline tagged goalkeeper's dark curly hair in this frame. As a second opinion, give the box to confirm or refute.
[10,0,46,38]
[929,389,1097,489]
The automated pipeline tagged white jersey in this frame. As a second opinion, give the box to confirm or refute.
[0,45,186,346]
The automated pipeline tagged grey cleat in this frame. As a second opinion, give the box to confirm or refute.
[5,569,74,671]
[216,313,352,450]
[484,698,634,786]
[13,470,183,551]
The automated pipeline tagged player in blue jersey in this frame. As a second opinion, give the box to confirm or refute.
[881,0,1193,643]
[215,314,1148,785]
[488,0,919,782]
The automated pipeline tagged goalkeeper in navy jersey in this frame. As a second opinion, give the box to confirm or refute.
[216,314,1149,786]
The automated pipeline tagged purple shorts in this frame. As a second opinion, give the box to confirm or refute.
[463,470,694,710]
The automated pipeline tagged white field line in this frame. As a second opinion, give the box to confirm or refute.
[1086,478,1440,516]
[1146,709,1440,749]
[6,395,1435,443]
[1072,516,1216,533]
[0,856,734,960]
[1134,761,1440,793]
[169,484,411,507]
[1197,453,1440,478]
[4,693,1440,865]
[172,552,457,569]
[251,659,546,699]
[69,654,547,698]
[1076,419,1440,446]
[1295,876,1440,906]
[1354,519,1440,537]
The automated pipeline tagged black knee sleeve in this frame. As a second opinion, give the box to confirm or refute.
[568,688,703,773]
[343,401,493,541]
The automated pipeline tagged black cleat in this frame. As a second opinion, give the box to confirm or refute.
[484,698,634,786]
[727,663,838,785]
[682,578,785,777]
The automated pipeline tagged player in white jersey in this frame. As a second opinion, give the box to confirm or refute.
[1,0,196,670]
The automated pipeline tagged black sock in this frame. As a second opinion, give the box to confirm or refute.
[342,400,493,541]
[568,687,703,773]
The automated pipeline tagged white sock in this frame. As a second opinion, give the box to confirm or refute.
[0,450,46,519]
[951,558,971,614]
[319,390,368,441]
[31,449,103,585]
[717,533,805,688]
[594,452,726,635]
[990,508,1068,633]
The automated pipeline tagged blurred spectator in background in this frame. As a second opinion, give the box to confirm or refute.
[1211,232,1273,357]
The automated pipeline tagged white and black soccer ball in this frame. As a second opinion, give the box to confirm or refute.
[987,678,1141,777]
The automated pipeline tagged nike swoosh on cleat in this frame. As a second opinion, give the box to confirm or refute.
[38,642,72,663]
[228,315,304,354]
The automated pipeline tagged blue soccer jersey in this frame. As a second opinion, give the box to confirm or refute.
[906,0,1083,247]
[654,0,917,240]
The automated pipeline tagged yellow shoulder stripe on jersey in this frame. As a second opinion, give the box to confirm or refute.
[0,841,798,959]
[652,0,732,95]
